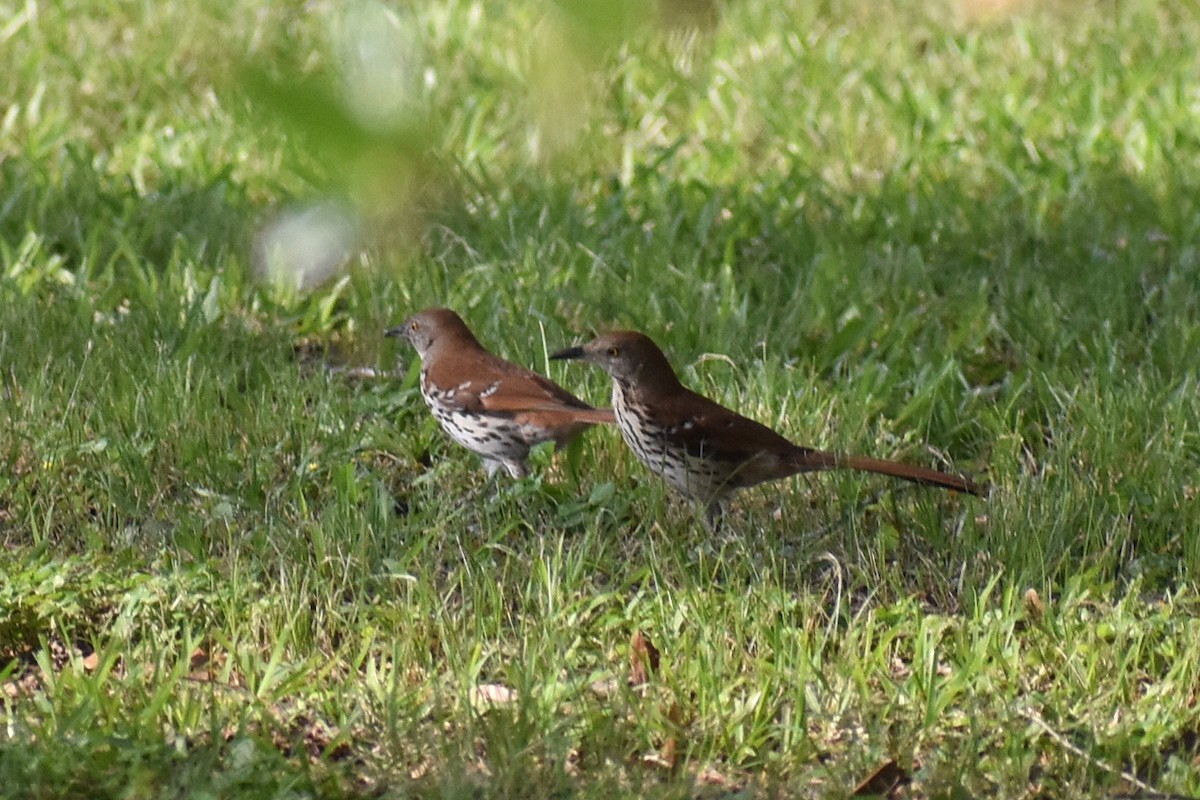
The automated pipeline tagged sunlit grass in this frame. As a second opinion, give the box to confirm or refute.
[3,0,1200,797]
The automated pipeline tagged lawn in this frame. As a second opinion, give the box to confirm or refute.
[3,0,1200,797]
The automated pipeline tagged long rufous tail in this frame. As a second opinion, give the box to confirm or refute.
[791,450,983,496]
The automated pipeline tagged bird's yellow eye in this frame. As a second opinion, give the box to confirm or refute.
[607,347,620,357]
[410,321,419,331]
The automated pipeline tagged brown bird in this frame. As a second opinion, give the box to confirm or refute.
[386,308,615,479]
[552,331,981,527]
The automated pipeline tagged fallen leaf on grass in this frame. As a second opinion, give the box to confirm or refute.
[187,646,222,682]
[625,631,690,772]
[657,700,686,767]
[852,759,910,797]
[641,751,674,770]
[629,630,660,687]
[294,714,352,761]
[695,766,742,790]
[2,671,39,699]
[587,676,621,698]
[1024,588,1045,620]
[189,646,210,672]
[2,637,104,698]
[470,683,518,708]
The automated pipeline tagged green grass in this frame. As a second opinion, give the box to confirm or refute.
[4,0,1200,796]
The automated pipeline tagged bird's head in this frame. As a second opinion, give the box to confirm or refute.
[385,307,476,358]
[551,330,678,387]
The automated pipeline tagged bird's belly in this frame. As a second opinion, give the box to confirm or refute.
[425,399,533,461]
[614,411,731,502]
[654,449,732,501]
[436,407,530,455]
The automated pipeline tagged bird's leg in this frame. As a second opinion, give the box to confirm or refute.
[481,458,529,480]
[704,502,727,533]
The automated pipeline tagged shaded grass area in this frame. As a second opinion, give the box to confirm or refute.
[3,0,1200,796]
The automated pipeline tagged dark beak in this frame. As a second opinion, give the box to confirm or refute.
[384,326,406,339]
[550,346,586,361]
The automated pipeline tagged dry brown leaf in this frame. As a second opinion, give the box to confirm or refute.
[189,647,210,670]
[852,759,910,797]
[1024,587,1045,620]
[658,700,684,770]
[696,766,742,790]
[588,676,621,698]
[187,646,220,682]
[641,752,674,770]
[470,683,518,708]
[299,715,351,761]
[2,671,40,699]
[629,630,660,687]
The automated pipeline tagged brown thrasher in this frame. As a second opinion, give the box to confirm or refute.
[386,308,615,478]
[552,331,982,527]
